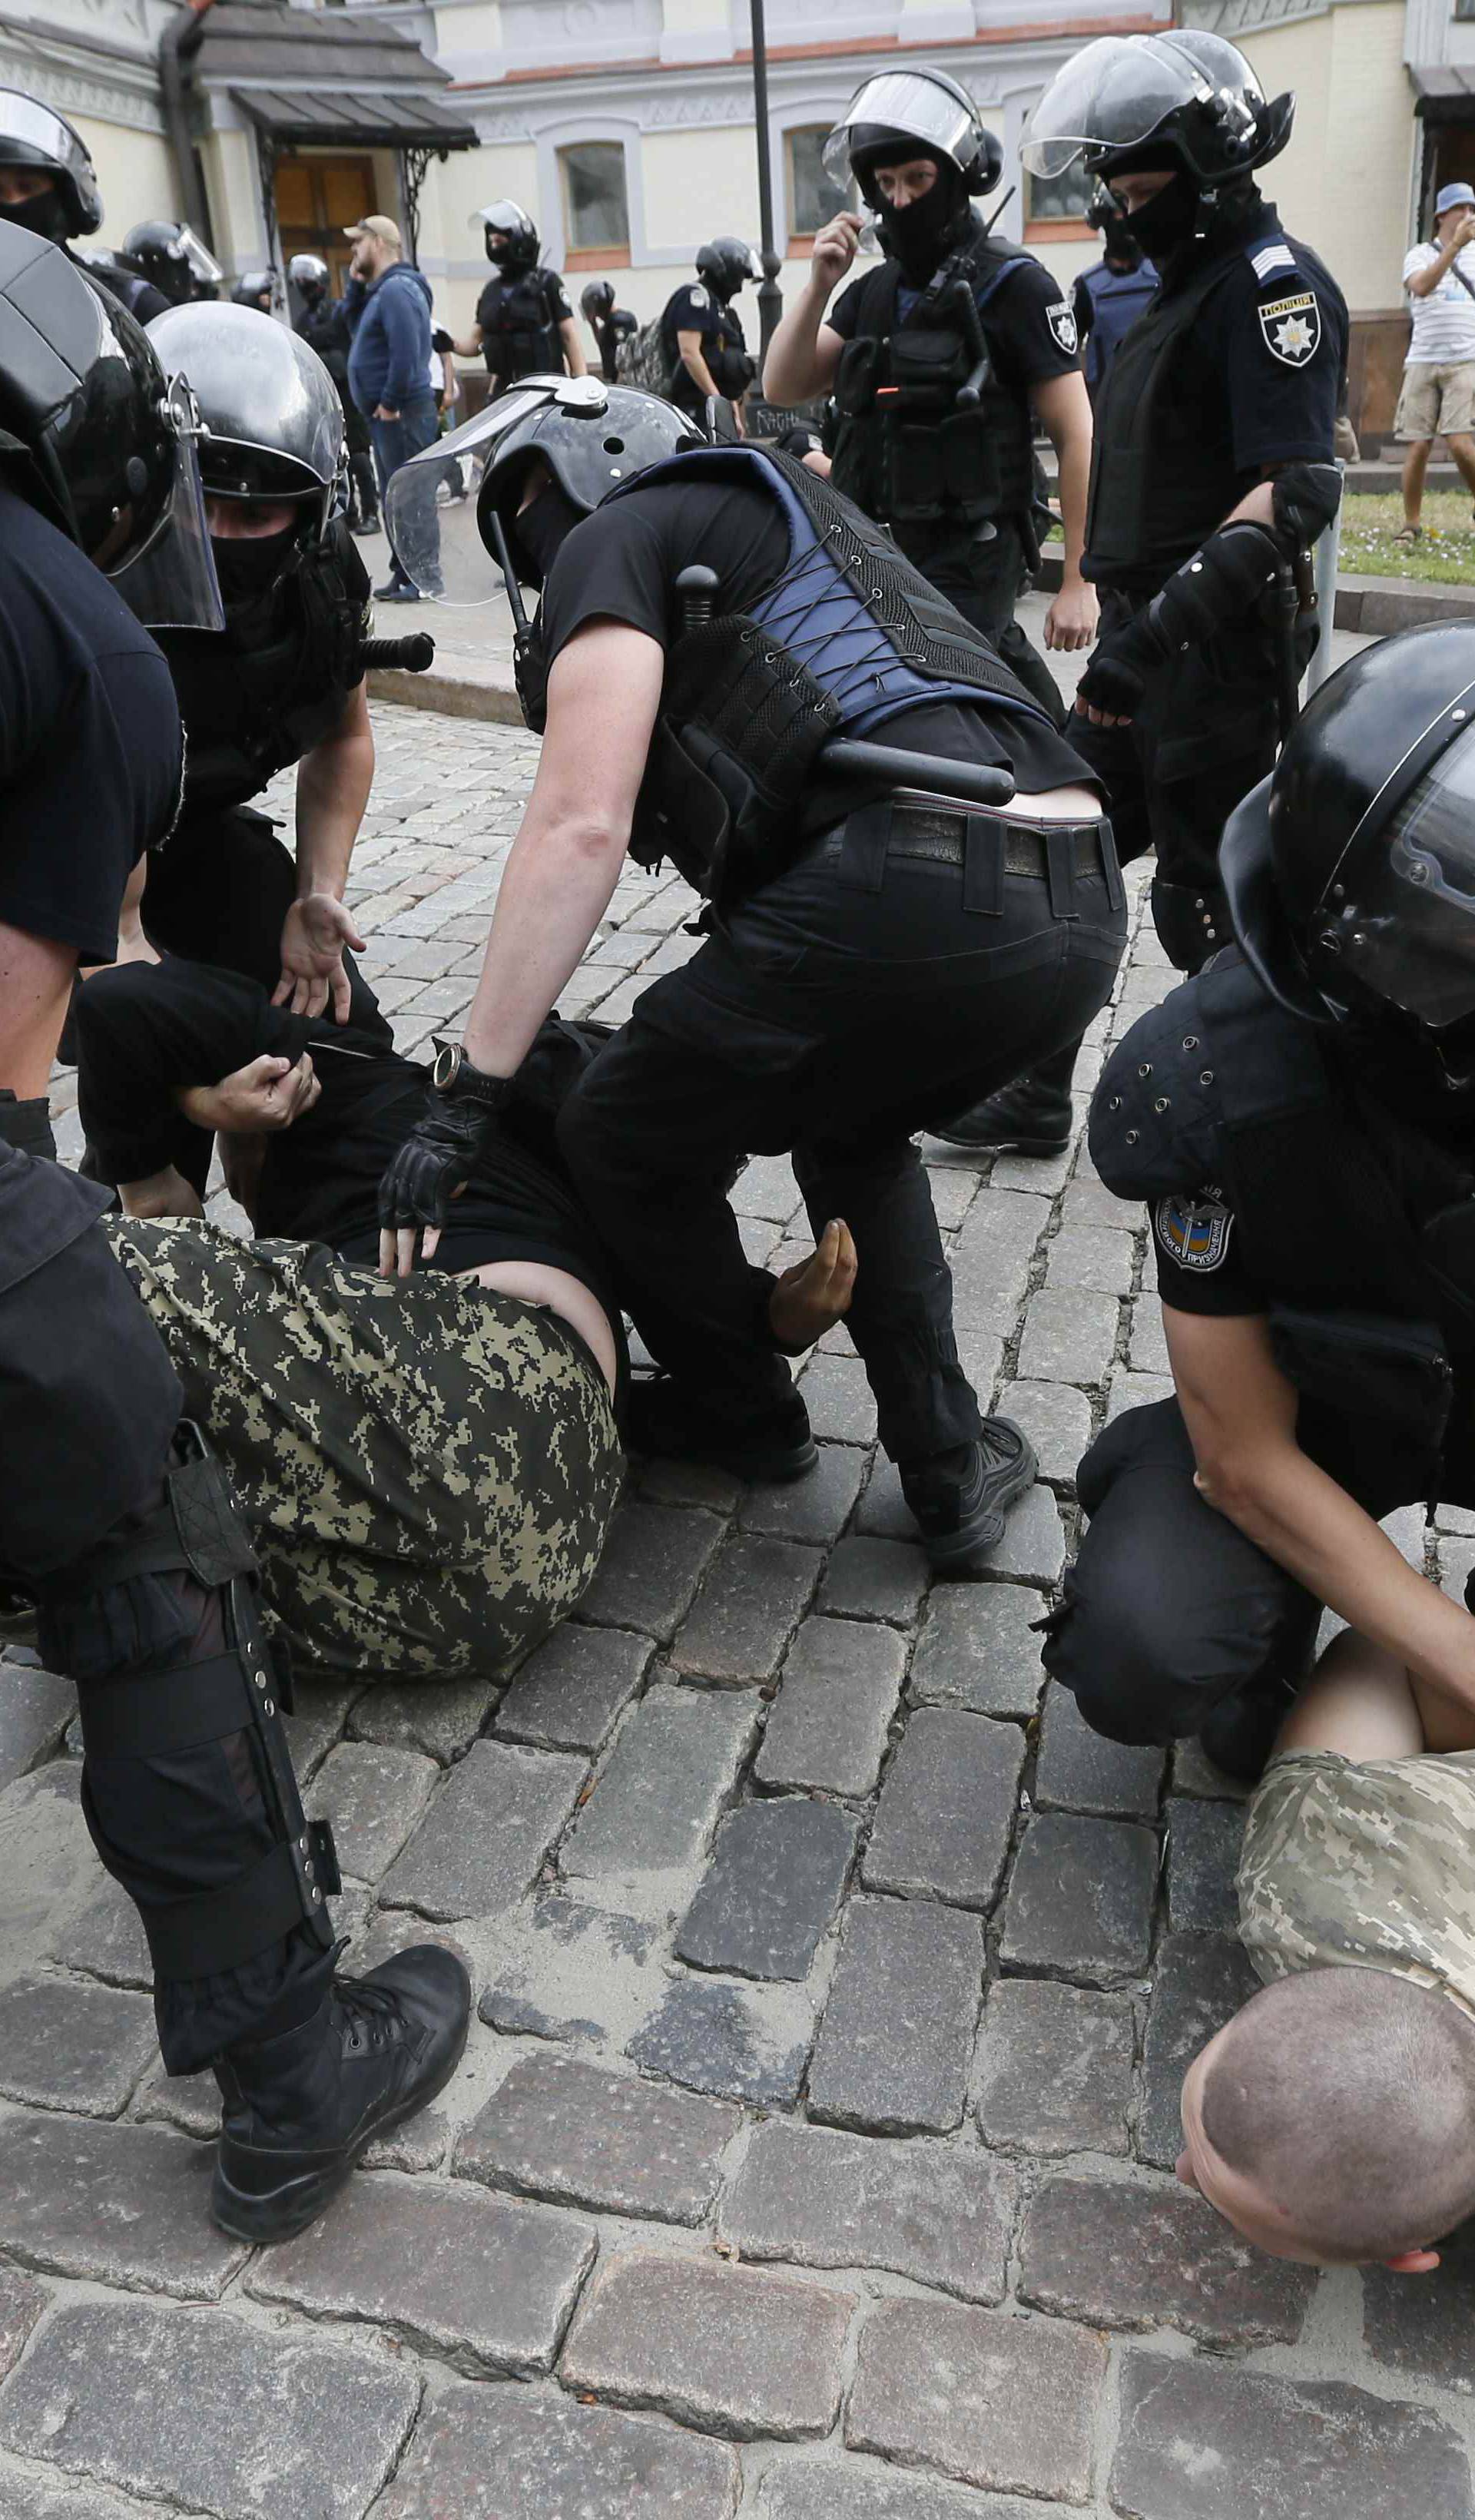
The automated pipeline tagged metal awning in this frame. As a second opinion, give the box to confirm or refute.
[192,1,476,152]
[232,87,475,151]
[1411,66,1475,115]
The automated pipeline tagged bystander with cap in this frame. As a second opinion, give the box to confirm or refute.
[1394,181,1475,542]
[341,214,441,601]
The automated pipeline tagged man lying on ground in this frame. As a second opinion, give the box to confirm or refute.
[74,955,855,1681]
[1178,1622,1475,2273]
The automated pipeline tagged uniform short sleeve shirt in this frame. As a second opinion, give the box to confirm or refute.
[1152,1181,1265,1316]
[1403,242,1475,366]
[829,252,1080,394]
[1196,237,1344,472]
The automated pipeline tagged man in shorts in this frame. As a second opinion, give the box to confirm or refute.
[1395,181,1475,544]
[1177,1623,1475,2273]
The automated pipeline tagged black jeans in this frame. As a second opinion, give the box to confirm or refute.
[559,817,1124,1464]
[1042,1398,1323,1746]
[898,516,1065,731]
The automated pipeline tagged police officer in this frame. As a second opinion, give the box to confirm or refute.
[661,238,761,431]
[1072,184,1157,403]
[0,86,171,320]
[231,267,276,313]
[942,32,1347,1156]
[289,250,380,533]
[765,68,1098,727]
[456,201,585,396]
[134,303,376,1057]
[582,277,637,383]
[377,378,1126,1567]
[1043,623,1475,1775]
[123,217,224,306]
[0,224,467,2240]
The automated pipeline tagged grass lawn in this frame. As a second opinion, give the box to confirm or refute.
[1339,489,1475,585]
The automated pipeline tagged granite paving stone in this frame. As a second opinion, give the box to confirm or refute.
[732,1153,801,1222]
[797,1353,880,1446]
[496,1623,654,1752]
[48,1872,151,1989]
[1105,1367,1176,1423]
[560,2251,854,2442]
[814,1536,929,1625]
[1127,1300,1172,1375]
[861,1707,1024,1909]
[738,1447,867,1547]
[757,2468,1074,2520]
[975,1978,1135,2157]
[307,1739,439,1880]
[578,1499,724,1640]
[0,2112,246,2298]
[1043,1222,1137,1295]
[852,1461,920,1542]
[847,2297,1107,2503]
[1020,2172,1314,2345]
[1016,1286,1119,1385]
[249,2170,595,2375]
[0,2263,45,2381]
[672,1536,823,1682]
[677,1796,858,1978]
[1110,2351,1473,2519]
[948,1191,1049,1332]
[1035,1683,1165,1818]
[1165,1795,1246,1934]
[999,1812,1158,1988]
[720,2117,1016,2302]
[0,1971,157,2115]
[986,1485,1068,1585]
[0,2299,422,2520]
[346,1673,498,1762]
[456,2048,738,2222]
[380,1737,587,1918]
[478,1888,665,2044]
[373,2382,741,2517]
[627,1973,816,2105]
[992,1378,1092,1484]
[561,1688,756,1880]
[755,1616,905,1795]
[0,1656,74,1790]
[808,1894,983,2132]
[1364,2242,1475,2392]
[907,1582,1047,1719]
[0,2465,185,2519]
[1139,1931,1261,2169]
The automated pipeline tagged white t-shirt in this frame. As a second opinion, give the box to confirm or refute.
[1403,240,1475,365]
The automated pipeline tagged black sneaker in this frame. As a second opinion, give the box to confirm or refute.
[900,1420,1038,1569]
[373,580,420,603]
[625,1375,817,1483]
[930,1078,1072,1156]
[350,516,383,536]
[210,1945,470,2244]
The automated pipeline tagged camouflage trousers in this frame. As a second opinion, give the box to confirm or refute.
[104,1219,624,1683]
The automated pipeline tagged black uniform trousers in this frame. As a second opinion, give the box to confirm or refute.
[900,517,1066,733]
[0,1152,323,2073]
[558,813,1124,1464]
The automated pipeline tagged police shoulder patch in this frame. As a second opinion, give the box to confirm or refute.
[1258,288,1321,368]
[1047,299,1078,356]
[687,285,708,310]
[1155,1188,1235,1273]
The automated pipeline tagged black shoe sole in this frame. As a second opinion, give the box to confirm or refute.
[210,2011,471,2246]
[929,1125,1072,1156]
[921,1428,1039,1571]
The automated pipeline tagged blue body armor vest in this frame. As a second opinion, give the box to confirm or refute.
[1079,258,1158,399]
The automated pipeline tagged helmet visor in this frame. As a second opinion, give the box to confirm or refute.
[171,224,223,287]
[106,374,225,632]
[383,380,576,603]
[0,92,80,173]
[1335,727,1475,1030]
[1022,35,1212,180]
[824,72,980,189]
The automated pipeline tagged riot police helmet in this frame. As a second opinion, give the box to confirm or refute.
[694,237,762,303]
[824,68,1003,203]
[148,300,345,536]
[1221,623,1475,1053]
[288,251,330,303]
[122,218,224,305]
[0,223,222,628]
[1023,32,1294,190]
[581,278,615,322]
[231,269,276,311]
[0,88,101,242]
[472,201,540,272]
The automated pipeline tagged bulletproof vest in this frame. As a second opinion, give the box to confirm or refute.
[161,518,370,817]
[1090,951,1475,1513]
[830,236,1037,532]
[600,443,1052,900]
[1079,259,1158,399]
[480,269,563,378]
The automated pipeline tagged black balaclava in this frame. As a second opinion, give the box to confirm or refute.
[1119,170,1202,264]
[2,184,71,247]
[210,521,298,608]
[515,477,585,587]
[865,150,964,287]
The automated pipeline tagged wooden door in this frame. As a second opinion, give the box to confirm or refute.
[275,154,377,292]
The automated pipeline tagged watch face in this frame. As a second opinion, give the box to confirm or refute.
[433,1044,460,1090]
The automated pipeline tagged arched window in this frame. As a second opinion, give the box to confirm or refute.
[786,124,854,248]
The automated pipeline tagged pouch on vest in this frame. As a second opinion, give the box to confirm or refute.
[835,335,882,418]
[1269,1304,1453,1482]
[887,327,970,414]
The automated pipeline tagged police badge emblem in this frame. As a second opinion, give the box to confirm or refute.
[1258,290,1321,368]
[1155,1191,1235,1272]
[1047,300,1078,357]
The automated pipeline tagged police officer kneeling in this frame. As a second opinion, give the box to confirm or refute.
[0,228,466,2241]
[378,380,1125,1567]
[1047,625,1475,1776]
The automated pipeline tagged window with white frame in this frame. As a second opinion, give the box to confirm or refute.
[1026,160,1095,224]
[787,124,854,240]
[559,141,629,253]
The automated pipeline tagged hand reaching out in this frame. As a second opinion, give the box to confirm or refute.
[274,893,366,1023]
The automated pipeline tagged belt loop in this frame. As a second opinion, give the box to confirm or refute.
[1046,826,1079,922]
[1098,815,1126,916]
[963,813,1004,917]
[837,801,892,894]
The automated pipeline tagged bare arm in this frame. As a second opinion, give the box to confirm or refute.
[676,330,722,404]
[460,621,665,1079]
[763,213,861,406]
[1166,1305,1475,1718]
[1409,214,1475,298]
[280,680,373,1022]
[559,315,588,379]
[1033,367,1098,654]
[453,322,484,359]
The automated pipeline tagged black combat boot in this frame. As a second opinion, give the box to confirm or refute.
[212,1945,471,2243]
[930,1073,1074,1156]
[625,1374,818,1482]
[900,1419,1037,1570]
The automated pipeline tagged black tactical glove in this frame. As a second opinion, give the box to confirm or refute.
[1076,520,1284,721]
[376,1043,512,1268]
[1075,611,1163,721]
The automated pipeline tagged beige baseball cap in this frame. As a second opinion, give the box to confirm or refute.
[343,213,403,249]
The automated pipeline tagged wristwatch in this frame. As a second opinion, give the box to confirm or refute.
[430,1040,514,1110]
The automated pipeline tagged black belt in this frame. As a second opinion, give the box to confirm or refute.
[887,805,1108,880]
[818,795,1122,919]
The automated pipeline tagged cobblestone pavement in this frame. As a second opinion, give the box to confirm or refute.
[10,703,1475,2519]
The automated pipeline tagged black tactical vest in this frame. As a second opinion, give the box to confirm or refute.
[830,235,1038,533]
[161,518,371,819]
[1091,953,1475,1514]
[479,269,564,379]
